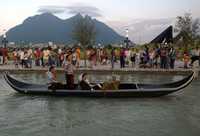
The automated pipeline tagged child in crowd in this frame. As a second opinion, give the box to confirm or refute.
[183,51,190,69]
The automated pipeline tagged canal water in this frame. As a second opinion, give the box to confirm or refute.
[0,72,200,136]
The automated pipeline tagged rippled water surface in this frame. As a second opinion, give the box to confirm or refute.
[0,72,200,136]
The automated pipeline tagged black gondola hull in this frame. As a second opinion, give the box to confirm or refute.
[4,72,194,98]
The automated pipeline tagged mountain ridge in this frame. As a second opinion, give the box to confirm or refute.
[4,13,124,44]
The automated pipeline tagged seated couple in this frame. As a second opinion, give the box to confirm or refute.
[79,73,120,91]
[79,73,102,90]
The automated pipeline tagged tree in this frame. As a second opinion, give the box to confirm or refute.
[72,15,96,67]
[175,13,200,48]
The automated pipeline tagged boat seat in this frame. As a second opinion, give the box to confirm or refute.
[119,84,137,89]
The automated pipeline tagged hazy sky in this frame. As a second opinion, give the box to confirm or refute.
[0,0,200,34]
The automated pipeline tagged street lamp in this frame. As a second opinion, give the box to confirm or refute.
[126,28,129,38]
[2,30,8,48]
[124,28,130,48]
[98,43,101,48]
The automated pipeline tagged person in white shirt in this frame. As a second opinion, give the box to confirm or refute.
[72,52,77,66]
[27,48,33,68]
[19,49,25,68]
[43,49,50,67]
[24,51,29,68]
[58,48,62,55]
[46,66,63,91]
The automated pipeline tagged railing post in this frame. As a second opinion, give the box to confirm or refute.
[193,68,199,79]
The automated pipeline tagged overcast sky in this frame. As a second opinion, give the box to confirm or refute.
[0,0,200,34]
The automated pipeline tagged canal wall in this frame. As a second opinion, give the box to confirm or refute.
[0,65,198,75]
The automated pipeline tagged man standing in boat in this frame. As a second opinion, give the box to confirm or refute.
[64,51,76,89]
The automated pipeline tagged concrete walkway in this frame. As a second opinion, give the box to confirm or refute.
[0,60,199,75]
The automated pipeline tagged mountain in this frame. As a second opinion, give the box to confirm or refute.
[5,13,124,44]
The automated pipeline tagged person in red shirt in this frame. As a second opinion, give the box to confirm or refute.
[160,47,168,69]
[2,48,8,65]
[183,51,190,69]
[120,48,125,68]
[34,48,41,66]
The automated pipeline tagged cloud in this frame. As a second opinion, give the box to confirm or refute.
[67,5,102,17]
[38,4,102,17]
[38,6,66,14]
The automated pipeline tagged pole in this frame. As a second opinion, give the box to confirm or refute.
[2,38,8,48]
[124,28,130,48]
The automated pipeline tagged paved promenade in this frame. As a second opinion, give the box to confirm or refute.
[0,61,199,75]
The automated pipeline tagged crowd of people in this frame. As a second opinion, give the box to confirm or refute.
[117,45,200,69]
[0,45,200,69]
[8,46,110,69]
[10,47,81,68]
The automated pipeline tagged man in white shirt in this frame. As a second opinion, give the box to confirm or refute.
[46,66,63,91]
[19,49,25,68]
[27,48,33,68]
[43,49,50,66]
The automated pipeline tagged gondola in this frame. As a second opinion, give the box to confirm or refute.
[4,72,194,98]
